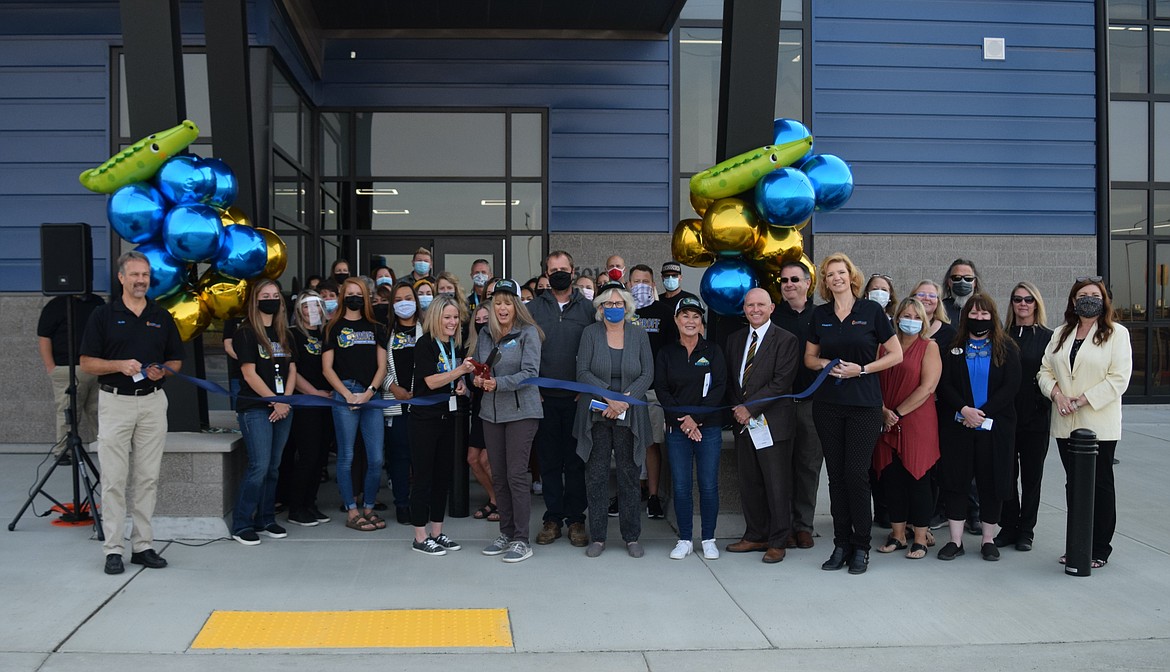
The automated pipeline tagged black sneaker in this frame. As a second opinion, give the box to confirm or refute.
[411,538,447,556]
[258,523,287,538]
[608,496,619,517]
[647,495,665,519]
[104,553,124,575]
[287,509,319,527]
[310,506,331,523]
[232,529,261,546]
[432,533,461,551]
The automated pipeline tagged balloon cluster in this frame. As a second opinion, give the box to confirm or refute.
[673,118,854,315]
[86,120,287,340]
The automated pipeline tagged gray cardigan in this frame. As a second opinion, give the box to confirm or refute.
[474,324,544,424]
[572,321,654,465]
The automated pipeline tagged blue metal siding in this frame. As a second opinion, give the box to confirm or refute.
[811,0,1098,235]
[318,37,672,233]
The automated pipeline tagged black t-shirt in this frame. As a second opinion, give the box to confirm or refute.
[772,300,816,394]
[932,321,958,350]
[37,294,106,365]
[79,296,185,393]
[411,333,459,420]
[323,317,386,388]
[636,290,699,362]
[223,317,243,381]
[388,322,419,391]
[292,327,327,391]
[234,324,297,412]
[808,298,896,407]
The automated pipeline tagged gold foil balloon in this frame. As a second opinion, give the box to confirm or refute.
[762,251,817,304]
[197,269,249,320]
[747,224,805,273]
[700,198,760,255]
[158,291,211,342]
[672,218,714,268]
[255,227,287,280]
[689,190,714,218]
[219,205,252,228]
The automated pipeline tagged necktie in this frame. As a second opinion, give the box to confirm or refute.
[742,331,758,384]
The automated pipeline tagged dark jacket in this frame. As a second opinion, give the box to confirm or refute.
[527,288,595,397]
[726,322,799,442]
[1010,324,1053,434]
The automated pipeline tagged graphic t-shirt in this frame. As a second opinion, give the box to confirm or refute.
[323,317,386,387]
[234,324,297,412]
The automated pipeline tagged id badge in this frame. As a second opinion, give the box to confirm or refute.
[702,372,711,398]
[131,371,145,383]
[748,415,773,449]
[449,395,458,412]
[274,375,285,395]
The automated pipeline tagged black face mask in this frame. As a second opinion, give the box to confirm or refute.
[333,272,349,284]
[548,270,573,291]
[343,295,364,311]
[1074,295,1104,318]
[535,288,548,298]
[373,303,390,324]
[967,317,993,337]
[257,298,282,315]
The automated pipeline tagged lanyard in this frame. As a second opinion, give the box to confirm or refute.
[438,338,457,390]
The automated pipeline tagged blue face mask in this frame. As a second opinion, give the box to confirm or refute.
[413,260,431,276]
[375,277,393,287]
[898,317,923,335]
[662,276,680,292]
[418,294,434,309]
[324,299,338,314]
[604,307,625,323]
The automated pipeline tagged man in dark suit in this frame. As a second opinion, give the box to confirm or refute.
[725,288,799,563]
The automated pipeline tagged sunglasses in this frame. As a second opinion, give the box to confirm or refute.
[914,291,938,300]
[950,275,976,283]
[1076,276,1104,283]
[1011,295,1036,304]
[870,273,892,281]
[778,276,804,284]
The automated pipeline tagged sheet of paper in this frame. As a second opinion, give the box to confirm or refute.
[748,415,773,449]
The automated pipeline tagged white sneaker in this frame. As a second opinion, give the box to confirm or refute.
[670,540,693,559]
[702,539,720,559]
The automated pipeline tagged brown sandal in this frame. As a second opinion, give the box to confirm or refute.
[363,510,388,529]
[345,514,377,532]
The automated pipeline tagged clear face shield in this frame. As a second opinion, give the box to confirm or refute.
[300,296,325,327]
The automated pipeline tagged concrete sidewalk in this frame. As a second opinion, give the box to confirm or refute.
[2,407,1168,671]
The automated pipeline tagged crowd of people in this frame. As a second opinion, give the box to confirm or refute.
[41,246,1132,573]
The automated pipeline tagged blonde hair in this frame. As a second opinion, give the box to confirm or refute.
[488,292,544,342]
[893,298,931,340]
[1003,281,1049,329]
[436,271,469,322]
[913,279,950,325]
[593,285,637,322]
[422,295,464,349]
[817,252,864,302]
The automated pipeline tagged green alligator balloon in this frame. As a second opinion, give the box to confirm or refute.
[689,136,814,200]
[79,120,200,194]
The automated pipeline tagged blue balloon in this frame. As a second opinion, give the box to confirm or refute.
[700,258,759,316]
[135,242,186,300]
[107,182,166,244]
[155,155,215,205]
[772,118,813,161]
[754,168,816,226]
[200,157,238,209]
[163,204,224,262]
[798,154,854,212]
[214,224,268,281]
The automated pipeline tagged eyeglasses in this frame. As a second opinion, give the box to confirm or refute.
[950,275,976,283]
[778,276,804,284]
[1011,295,1036,304]
[601,301,625,309]
[1076,276,1104,283]
[914,292,938,300]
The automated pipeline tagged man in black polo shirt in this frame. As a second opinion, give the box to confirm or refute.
[37,291,105,461]
[80,250,184,575]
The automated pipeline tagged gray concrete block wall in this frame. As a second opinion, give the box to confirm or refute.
[1,295,60,445]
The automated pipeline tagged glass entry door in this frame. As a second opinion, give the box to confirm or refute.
[355,235,519,286]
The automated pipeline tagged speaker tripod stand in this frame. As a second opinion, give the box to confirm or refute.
[8,295,104,538]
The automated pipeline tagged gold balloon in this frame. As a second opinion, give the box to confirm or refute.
[255,227,288,280]
[762,251,817,304]
[747,224,805,273]
[672,218,714,268]
[197,269,249,321]
[219,205,252,228]
[158,291,211,342]
[689,190,714,218]
[700,198,760,255]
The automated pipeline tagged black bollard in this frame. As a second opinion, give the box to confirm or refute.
[1064,428,1098,577]
[449,406,470,517]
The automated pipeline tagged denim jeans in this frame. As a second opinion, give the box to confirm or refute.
[666,425,722,540]
[332,380,385,510]
[233,407,294,534]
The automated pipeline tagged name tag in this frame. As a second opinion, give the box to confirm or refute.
[449,395,458,412]
[131,371,145,383]
[702,372,711,398]
[748,415,773,449]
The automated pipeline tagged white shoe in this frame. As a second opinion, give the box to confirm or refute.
[670,540,693,559]
[702,539,720,559]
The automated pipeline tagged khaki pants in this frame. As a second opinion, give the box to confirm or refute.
[48,366,100,450]
[96,389,168,556]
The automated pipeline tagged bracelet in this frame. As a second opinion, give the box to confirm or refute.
[893,409,903,420]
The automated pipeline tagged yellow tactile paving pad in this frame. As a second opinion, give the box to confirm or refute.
[191,608,512,649]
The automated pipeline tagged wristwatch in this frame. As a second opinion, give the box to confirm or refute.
[859,365,867,376]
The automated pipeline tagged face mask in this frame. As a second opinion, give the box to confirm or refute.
[413,260,431,276]
[418,294,434,310]
[662,276,680,292]
[1075,295,1104,318]
[522,299,531,305]
[867,289,890,307]
[580,287,594,301]
[951,279,974,297]
[607,267,624,282]
[548,270,573,291]
[439,291,455,299]
[343,295,364,312]
[375,277,393,287]
[258,298,281,315]
[333,272,349,284]
[472,272,489,287]
[604,306,625,323]
[535,288,548,298]
[631,283,655,309]
[373,303,390,323]
[967,317,993,337]
[898,318,923,335]
[393,300,416,319]
[323,299,338,315]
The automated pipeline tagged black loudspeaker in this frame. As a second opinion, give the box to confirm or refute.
[41,223,94,296]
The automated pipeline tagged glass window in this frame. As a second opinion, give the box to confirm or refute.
[272,180,302,224]
[776,29,803,122]
[1111,189,1148,234]
[320,112,349,177]
[360,182,507,231]
[1159,0,1170,18]
[320,235,345,276]
[680,0,802,21]
[1128,326,1148,396]
[511,113,543,177]
[356,112,505,177]
[320,187,340,230]
[1109,25,1148,94]
[511,183,543,230]
[1155,27,1170,93]
[509,235,544,283]
[1109,101,1149,181]
[1111,239,1147,320]
[1109,0,1148,19]
[119,53,211,139]
[266,227,300,289]
[1156,244,1170,318]
[1155,191,1170,235]
[272,69,300,163]
[274,153,298,179]
[1156,103,1170,181]
[679,27,722,174]
[1153,327,1170,396]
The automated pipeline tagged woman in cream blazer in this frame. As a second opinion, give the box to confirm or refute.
[1037,278,1131,568]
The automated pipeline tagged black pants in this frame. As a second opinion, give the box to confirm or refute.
[1057,438,1117,561]
[1000,428,1050,541]
[410,416,455,527]
[879,454,933,528]
[537,395,587,526]
[813,402,883,551]
[941,430,1002,525]
[282,406,332,511]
